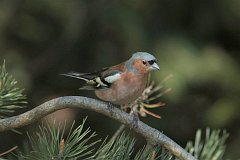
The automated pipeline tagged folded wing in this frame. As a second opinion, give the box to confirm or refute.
[61,67,123,90]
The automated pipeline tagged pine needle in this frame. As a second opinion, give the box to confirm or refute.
[0,60,27,118]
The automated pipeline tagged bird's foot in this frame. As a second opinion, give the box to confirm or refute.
[130,112,139,128]
[107,102,114,114]
[121,104,129,112]
[107,101,114,109]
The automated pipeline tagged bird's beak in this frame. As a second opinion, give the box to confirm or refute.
[151,62,160,70]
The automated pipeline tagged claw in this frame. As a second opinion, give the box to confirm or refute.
[130,113,139,128]
[107,101,114,108]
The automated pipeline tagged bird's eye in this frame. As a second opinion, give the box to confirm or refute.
[148,60,156,65]
[142,60,147,65]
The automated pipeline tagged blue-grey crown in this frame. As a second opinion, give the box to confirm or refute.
[131,52,156,61]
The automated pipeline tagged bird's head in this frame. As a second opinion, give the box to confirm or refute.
[126,52,160,74]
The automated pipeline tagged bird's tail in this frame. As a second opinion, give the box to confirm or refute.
[61,72,106,90]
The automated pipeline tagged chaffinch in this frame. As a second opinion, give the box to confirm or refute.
[62,52,160,105]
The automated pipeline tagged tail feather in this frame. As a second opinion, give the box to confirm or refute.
[60,72,95,82]
[61,72,108,90]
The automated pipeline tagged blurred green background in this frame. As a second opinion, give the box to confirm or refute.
[0,0,240,159]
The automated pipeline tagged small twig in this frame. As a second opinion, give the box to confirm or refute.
[0,80,2,90]
[109,124,125,142]
[140,107,161,119]
[0,96,196,160]
[0,146,18,157]
[141,141,154,160]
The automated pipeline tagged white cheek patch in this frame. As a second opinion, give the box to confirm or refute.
[104,73,121,83]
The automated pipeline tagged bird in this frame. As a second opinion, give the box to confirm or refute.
[62,52,160,105]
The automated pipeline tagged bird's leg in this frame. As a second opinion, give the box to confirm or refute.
[107,101,114,115]
[130,110,139,128]
[132,114,139,128]
[121,104,129,112]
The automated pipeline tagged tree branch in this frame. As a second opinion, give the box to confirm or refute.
[0,96,196,160]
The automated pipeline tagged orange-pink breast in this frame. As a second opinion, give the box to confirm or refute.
[95,72,149,105]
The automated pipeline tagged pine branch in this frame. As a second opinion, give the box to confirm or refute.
[0,60,27,118]
[93,132,136,160]
[0,96,196,160]
[15,118,99,160]
[185,128,229,160]
[13,121,172,160]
